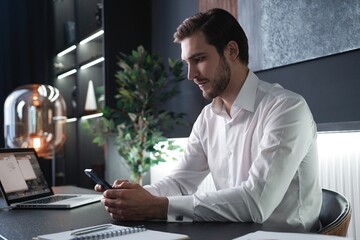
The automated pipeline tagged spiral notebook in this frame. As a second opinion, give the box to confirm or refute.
[34,224,190,240]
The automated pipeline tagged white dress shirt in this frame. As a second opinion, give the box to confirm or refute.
[145,71,322,231]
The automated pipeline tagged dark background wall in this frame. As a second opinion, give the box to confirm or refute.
[256,49,360,130]
[150,0,360,134]
[2,0,359,145]
[151,0,209,138]
[0,0,54,148]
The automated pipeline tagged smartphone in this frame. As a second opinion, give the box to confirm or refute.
[84,169,113,189]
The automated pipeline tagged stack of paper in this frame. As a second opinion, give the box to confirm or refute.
[233,231,352,240]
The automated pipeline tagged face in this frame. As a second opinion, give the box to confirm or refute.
[181,32,231,99]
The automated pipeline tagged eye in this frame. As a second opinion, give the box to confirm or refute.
[194,56,204,63]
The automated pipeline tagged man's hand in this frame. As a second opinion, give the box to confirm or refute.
[96,180,169,221]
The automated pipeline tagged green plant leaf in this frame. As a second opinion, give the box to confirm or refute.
[81,45,187,182]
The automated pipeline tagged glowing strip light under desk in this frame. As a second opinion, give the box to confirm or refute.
[57,45,76,57]
[57,69,77,79]
[80,57,104,70]
[80,30,104,45]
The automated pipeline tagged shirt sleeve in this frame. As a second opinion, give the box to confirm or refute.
[144,109,210,222]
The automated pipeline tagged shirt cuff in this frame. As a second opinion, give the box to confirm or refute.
[167,195,194,222]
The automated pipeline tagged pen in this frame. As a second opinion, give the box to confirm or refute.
[70,224,112,236]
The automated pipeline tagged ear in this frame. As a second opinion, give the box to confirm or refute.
[226,41,239,62]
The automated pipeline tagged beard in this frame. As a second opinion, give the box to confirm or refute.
[202,56,231,99]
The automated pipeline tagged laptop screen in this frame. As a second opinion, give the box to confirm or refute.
[0,148,52,204]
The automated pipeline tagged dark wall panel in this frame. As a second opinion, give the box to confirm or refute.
[0,0,54,147]
[151,0,209,138]
[256,49,360,127]
[103,0,151,109]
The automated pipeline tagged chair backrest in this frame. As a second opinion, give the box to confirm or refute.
[317,188,352,237]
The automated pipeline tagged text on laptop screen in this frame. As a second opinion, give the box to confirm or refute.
[0,151,51,200]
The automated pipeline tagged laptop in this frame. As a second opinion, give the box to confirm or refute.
[0,148,102,209]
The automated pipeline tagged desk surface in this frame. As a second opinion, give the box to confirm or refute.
[0,186,266,240]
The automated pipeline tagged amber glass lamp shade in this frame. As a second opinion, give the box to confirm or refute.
[4,84,67,158]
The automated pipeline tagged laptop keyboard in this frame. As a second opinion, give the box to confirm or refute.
[26,195,78,204]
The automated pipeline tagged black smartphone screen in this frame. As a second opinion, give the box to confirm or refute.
[84,169,112,189]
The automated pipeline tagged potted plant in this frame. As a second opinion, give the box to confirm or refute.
[83,46,186,184]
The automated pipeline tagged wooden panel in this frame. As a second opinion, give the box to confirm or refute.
[199,0,237,18]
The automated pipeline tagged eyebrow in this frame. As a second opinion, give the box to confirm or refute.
[183,52,207,62]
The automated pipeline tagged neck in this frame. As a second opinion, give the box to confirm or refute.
[220,64,249,116]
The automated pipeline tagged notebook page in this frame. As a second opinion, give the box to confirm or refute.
[233,231,352,240]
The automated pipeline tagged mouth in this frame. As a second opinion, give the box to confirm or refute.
[194,79,208,88]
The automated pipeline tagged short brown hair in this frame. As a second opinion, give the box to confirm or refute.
[174,8,249,65]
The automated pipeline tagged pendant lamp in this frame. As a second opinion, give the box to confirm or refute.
[4,84,67,158]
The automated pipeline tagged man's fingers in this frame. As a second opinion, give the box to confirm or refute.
[94,184,104,192]
[113,179,129,186]
[113,181,138,189]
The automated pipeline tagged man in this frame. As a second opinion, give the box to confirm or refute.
[96,8,322,232]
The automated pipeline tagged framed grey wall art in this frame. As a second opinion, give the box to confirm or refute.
[238,0,360,71]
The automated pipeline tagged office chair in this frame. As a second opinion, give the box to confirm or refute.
[317,188,352,237]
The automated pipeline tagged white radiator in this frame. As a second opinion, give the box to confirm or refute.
[151,133,359,239]
[317,131,359,239]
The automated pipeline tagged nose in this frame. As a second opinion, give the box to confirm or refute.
[187,64,199,81]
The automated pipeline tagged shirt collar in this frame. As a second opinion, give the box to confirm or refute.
[233,70,258,113]
[212,70,259,115]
